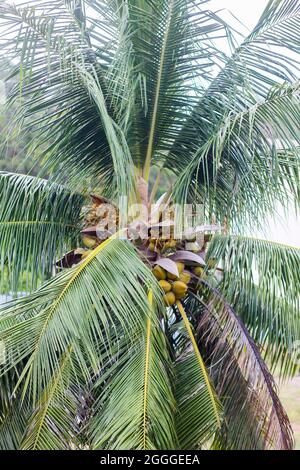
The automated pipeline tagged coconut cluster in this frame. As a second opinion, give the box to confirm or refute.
[56,192,220,303]
[152,261,205,306]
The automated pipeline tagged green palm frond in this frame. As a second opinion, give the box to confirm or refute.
[174,301,222,449]
[0,368,30,450]
[170,0,300,224]
[0,237,161,401]
[207,235,300,377]
[74,65,135,196]
[172,0,300,153]
[99,0,226,176]
[0,401,29,450]
[0,237,164,449]
[172,81,300,225]
[230,283,300,378]
[0,365,31,450]
[90,291,177,450]
[21,346,82,450]
[0,171,83,294]
[185,287,294,450]
[0,1,133,194]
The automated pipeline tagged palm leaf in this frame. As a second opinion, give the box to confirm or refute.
[0,1,133,194]
[0,401,29,450]
[0,237,162,403]
[90,290,177,450]
[207,234,300,377]
[172,81,300,226]
[172,0,300,156]
[106,0,226,175]
[0,369,30,450]
[0,171,83,293]
[20,346,82,450]
[170,0,300,224]
[230,283,300,378]
[186,286,294,450]
[173,300,222,449]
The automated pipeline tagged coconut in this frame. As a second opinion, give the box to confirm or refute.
[148,241,156,252]
[163,239,177,250]
[187,241,201,253]
[176,262,185,274]
[163,291,176,306]
[152,265,167,280]
[193,266,204,277]
[159,280,172,293]
[172,280,188,299]
[167,272,179,281]
[179,271,191,284]
[82,235,97,249]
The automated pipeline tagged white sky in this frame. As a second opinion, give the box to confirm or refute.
[211,0,268,31]
[2,0,300,247]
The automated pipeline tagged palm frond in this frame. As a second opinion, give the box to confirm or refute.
[104,0,227,176]
[207,234,300,377]
[0,400,29,450]
[0,370,30,450]
[173,301,222,449]
[0,237,161,404]
[0,171,83,294]
[0,1,133,195]
[90,291,177,450]
[21,346,82,450]
[74,65,135,196]
[170,0,300,225]
[185,286,294,450]
[172,0,300,153]
[172,81,300,226]
[230,283,300,378]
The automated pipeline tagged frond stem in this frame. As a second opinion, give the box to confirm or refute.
[143,0,174,182]
[176,300,221,428]
[142,290,153,450]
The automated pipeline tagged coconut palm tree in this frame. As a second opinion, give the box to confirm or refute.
[0,0,299,450]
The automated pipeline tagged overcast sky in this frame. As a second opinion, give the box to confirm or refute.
[211,0,267,29]
[2,0,300,247]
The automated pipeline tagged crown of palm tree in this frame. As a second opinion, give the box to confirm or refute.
[0,0,299,450]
